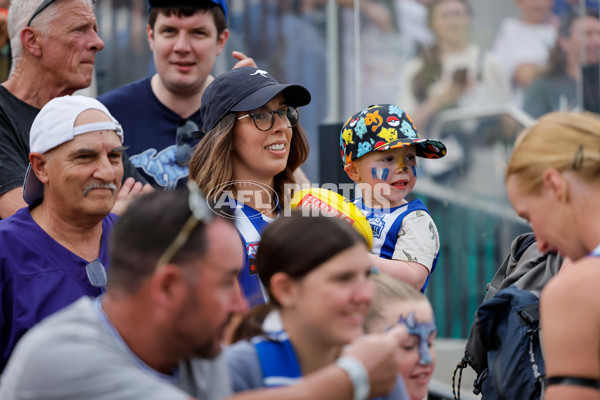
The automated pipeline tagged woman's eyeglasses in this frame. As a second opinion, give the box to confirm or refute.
[237,106,299,131]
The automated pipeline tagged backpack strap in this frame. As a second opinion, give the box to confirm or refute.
[484,232,537,301]
[485,252,511,301]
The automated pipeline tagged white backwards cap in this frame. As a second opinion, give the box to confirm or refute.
[23,95,124,205]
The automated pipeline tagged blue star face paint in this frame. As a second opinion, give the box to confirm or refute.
[398,312,436,365]
[411,165,417,178]
[371,167,390,181]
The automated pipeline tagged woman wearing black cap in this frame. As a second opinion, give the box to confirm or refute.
[189,66,310,307]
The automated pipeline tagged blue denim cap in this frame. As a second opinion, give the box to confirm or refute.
[148,0,228,21]
[200,67,311,133]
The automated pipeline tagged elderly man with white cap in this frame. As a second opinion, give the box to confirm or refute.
[0,95,125,372]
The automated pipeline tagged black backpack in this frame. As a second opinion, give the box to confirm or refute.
[452,232,563,400]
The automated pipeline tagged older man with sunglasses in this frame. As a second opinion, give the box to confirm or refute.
[0,0,150,220]
[0,186,407,400]
[0,95,124,373]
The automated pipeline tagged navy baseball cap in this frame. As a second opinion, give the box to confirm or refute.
[200,67,312,133]
[148,0,228,21]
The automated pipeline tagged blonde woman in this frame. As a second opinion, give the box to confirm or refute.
[505,112,600,399]
[189,67,310,306]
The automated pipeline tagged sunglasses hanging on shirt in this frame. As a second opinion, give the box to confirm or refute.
[175,119,203,167]
[86,259,107,293]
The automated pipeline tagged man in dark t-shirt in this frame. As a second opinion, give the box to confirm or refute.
[98,0,256,190]
[0,0,149,219]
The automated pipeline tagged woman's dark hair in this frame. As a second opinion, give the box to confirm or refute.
[411,0,473,102]
[230,212,367,342]
[545,10,600,77]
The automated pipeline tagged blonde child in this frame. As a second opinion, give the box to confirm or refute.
[341,104,446,290]
[365,273,437,400]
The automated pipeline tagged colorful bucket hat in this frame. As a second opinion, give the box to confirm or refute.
[340,104,447,166]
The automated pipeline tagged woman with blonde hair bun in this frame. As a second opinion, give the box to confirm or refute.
[505,111,600,399]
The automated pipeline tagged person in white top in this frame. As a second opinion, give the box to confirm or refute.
[492,0,557,106]
[397,0,510,133]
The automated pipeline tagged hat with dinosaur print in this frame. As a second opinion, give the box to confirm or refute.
[340,104,446,166]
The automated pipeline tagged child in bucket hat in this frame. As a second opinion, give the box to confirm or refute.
[341,104,446,292]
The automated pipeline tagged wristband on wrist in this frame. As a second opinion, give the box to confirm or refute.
[335,355,370,400]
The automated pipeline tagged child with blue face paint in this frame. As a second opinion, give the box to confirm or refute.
[365,274,437,400]
[398,313,437,366]
[341,104,447,291]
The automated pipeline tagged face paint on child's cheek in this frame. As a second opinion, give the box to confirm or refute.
[396,158,409,172]
[371,167,390,181]
[411,165,418,178]
[398,312,437,365]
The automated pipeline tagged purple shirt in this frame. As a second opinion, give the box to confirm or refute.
[0,207,118,372]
